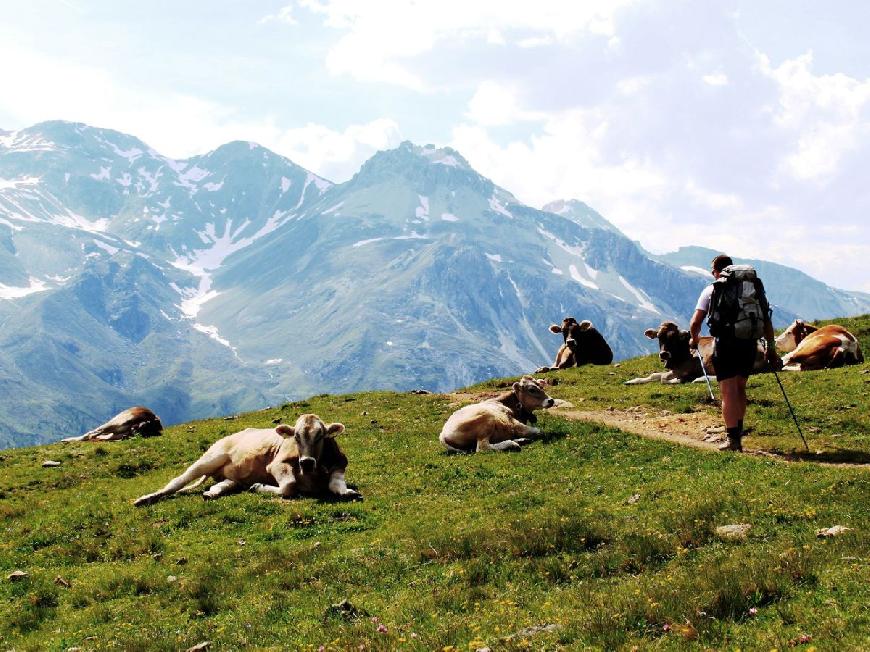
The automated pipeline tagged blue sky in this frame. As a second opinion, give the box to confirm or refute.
[2,0,869,291]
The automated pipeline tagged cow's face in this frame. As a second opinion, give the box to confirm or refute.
[276,414,345,474]
[513,376,555,410]
[644,322,691,369]
[549,317,592,353]
[774,320,813,353]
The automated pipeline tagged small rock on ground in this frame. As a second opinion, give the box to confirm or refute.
[42,460,62,467]
[185,643,211,652]
[816,525,851,538]
[7,570,28,581]
[716,523,752,540]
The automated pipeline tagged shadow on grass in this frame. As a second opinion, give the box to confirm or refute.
[774,448,870,465]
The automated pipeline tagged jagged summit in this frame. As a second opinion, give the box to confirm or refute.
[543,199,624,235]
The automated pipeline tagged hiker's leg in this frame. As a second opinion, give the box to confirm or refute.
[719,377,742,429]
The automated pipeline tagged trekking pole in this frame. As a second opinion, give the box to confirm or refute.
[694,349,716,401]
[770,364,810,452]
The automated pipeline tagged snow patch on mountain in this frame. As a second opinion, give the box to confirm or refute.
[90,167,111,181]
[281,176,292,193]
[108,143,143,162]
[202,181,224,192]
[0,176,40,190]
[0,132,56,152]
[176,165,211,190]
[569,264,599,290]
[192,322,234,349]
[91,239,119,256]
[537,227,585,258]
[441,212,459,222]
[681,265,709,277]
[352,237,384,248]
[415,195,429,220]
[420,145,465,168]
[0,276,49,300]
[619,276,660,314]
[489,196,513,219]
[485,253,502,263]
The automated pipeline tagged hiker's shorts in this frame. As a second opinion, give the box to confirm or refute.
[713,338,757,381]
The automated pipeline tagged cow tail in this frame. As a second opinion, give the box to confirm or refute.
[177,476,208,493]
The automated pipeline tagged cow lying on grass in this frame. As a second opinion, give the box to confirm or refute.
[625,321,767,384]
[62,406,162,442]
[536,317,613,372]
[134,414,359,506]
[439,376,555,453]
[775,320,864,371]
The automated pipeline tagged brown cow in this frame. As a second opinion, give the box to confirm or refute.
[776,320,864,371]
[62,406,162,442]
[625,321,767,384]
[537,317,614,372]
[134,414,359,506]
[439,376,555,453]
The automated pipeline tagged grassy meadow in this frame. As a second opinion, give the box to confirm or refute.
[0,315,868,650]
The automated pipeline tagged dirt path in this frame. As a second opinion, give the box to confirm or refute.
[445,392,869,468]
[550,404,869,468]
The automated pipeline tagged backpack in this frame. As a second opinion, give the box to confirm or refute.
[707,265,771,340]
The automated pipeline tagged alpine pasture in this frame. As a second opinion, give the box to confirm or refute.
[1,316,868,650]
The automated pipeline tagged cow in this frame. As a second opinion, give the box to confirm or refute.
[536,317,614,373]
[776,320,864,371]
[439,376,555,453]
[62,406,162,442]
[624,321,767,384]
[134,414,359,506]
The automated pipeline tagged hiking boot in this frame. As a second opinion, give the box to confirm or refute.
[718,437,743,452]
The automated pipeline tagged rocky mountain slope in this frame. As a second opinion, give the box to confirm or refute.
[2,121,867,447]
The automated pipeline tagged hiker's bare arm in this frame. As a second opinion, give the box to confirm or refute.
[763,317,778,364]
[689,309,705,349]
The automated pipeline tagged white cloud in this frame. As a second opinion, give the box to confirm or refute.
[0,38,400,181]
[292,0,639,89]
[702,72,728,86]
[758,51,870,182]
[270,118,402,181]
[259,5,298,25]
[466,81,543,127]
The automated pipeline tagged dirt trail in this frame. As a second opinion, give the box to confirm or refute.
[551,404,869,468]
[445,392,869,468]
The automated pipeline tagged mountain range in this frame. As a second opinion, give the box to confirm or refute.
[2,121,868,448]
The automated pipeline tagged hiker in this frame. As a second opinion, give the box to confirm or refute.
[688,254,778,451]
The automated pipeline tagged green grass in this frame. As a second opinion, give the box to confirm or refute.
[0,317,868,650]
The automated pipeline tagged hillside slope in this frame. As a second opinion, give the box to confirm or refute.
[1,315,867,650]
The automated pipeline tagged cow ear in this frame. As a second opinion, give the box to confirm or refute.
[549,324,562,333]
[579,320,592,331]
[276,425,295,437]
[325,423,345,438]
[796,319,804,326]
[643,328,657,339]
[512,381,521,392]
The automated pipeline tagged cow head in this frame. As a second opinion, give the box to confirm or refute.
[513,376,555,410]
[276,414,345,475]
[774,319,817,353]
[644,321,692,370]
[549,317,593,354]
